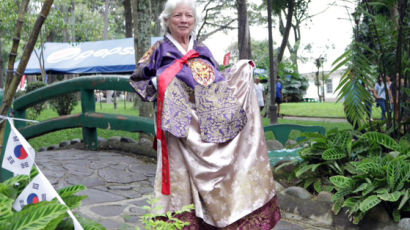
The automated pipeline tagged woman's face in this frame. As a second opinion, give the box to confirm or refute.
[166,3,195,40]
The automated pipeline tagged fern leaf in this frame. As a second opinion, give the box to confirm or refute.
[377,191,402,202]
[62,195,88,209]
[9,202,67,230]
[3,175,29,187]
[359,195,381,212]
[0,197,13,222]
[322,148,347,160]
[57,185,87,198]
[362,132,399,151]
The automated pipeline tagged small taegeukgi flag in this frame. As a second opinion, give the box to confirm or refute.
[1,119,35,176]
[13,170,84,229]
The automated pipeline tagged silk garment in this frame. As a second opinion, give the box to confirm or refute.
[152,60,277,228]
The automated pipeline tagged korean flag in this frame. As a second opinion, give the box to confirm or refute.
[13,170,84,229]
[13,171,57,211]
[1,119,35,176]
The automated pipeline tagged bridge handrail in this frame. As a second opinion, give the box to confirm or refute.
[14,75,134,110]
[13,75,151,150]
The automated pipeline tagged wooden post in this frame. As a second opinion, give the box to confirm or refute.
[81,89,97,150]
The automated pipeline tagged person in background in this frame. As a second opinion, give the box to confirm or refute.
[373,75,388,120]
[129,0,281,229]
[276,76,283,117]
[254,77,265,113]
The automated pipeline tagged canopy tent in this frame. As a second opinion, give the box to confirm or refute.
[15,37,161,75]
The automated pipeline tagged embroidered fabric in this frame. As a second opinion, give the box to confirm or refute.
[195,82,247,143]
[162,78,194,138]
[157,196,281,230]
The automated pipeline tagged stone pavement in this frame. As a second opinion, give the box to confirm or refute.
[36,148,330,230]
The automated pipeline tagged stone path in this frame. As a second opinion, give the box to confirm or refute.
[36,148,330,230]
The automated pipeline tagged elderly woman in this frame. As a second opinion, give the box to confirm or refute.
[130,0,280,228]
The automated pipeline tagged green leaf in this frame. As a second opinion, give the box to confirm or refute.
[61,195,88,209]
[359,195,381,212]
[332,198,344,215]
[9,202,68,230]
[353,183,369,193]
[343,197,358,209]
[398,189,409,210]
[295,164,319,178]
[377,191,402,202]
[0,196,13,222]
[362,132,399,151]
[330,176,354,189]
[314,179,322,193]
[322,148,347,160]
[392,210,401,223]
[58,185,86,198]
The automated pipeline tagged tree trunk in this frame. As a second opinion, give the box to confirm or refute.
[277,0,295,63]
[132,0,154,140]
[0,40,3,89]
[267,0,277,123]
[5,0,30,91]
[236,0,252,59]
[0,0,54,160]
[151,0,166,36]
[123,0,133,38]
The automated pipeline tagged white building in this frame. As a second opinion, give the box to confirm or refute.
[301,69,346,102]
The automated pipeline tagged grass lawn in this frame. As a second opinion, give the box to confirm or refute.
[27,101,354,150]
[280,102,382,119]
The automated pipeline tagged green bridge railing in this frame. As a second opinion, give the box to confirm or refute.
[13,75,155,150]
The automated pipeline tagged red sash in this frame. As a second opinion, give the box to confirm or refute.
[157,49,199,195]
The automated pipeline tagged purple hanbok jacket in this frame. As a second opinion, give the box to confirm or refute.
[130,37,247,143]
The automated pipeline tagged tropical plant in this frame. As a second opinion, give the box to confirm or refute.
[279,60,309,102]
[286,129,410,224]
[0,168,105,229]
[331,0,409,136]
[136,196,194,230]
[330,132,410,224]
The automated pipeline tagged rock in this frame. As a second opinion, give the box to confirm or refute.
[98,137,106,143]
[316,191,333,202]
[281,186,312,200]
[38,147,47,152]
[70,138,81,144]
[266,140,284,150]
[274,180,285,192]
[108,136,121,142]
[47,144,59,150]
[363,205,391,224]
[399,218,410,230]
[59,140,71,147]
[285,139,298,148]
[121,136,138,143]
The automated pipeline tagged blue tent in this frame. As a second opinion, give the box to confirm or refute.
[15,37,162,75]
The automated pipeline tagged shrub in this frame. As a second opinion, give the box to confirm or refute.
[49,93,79,116]
[24,81,47,119]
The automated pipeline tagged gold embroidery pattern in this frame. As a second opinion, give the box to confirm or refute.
[138,41,160,64]
[188,59,215,86]
[162,78,194,138]
[195,82,247,143]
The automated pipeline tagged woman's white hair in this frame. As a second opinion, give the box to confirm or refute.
[158,0,201,37]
